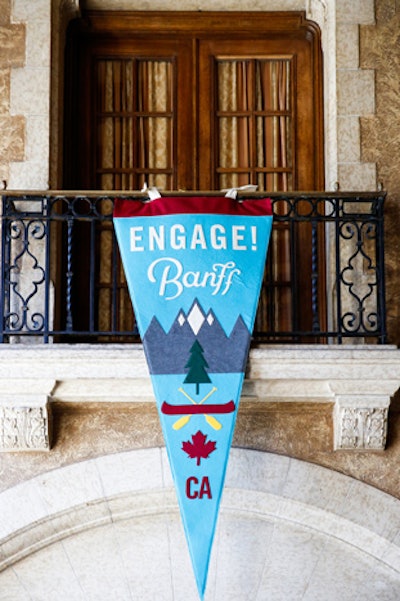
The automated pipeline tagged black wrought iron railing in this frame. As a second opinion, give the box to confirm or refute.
[0,191,387,344]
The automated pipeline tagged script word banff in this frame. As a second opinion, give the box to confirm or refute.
[129,223,258,252]
[148,258,240,299]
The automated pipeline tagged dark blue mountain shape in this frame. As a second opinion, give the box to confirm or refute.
[143,301,251,375]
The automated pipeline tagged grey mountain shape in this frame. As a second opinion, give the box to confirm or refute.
[143,302,251,375]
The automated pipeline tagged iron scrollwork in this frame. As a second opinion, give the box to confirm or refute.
[4,215,47,334]
[0,191,387,343]
[338,219,381,337]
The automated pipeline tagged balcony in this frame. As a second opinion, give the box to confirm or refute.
[0,190,387,344]
[1,191,398,456]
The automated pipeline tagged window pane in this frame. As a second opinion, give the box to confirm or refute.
[218,172,253,190]
[256,172,293,192]
[256,116,292,169]
[97,117,133,170]
[93,56,175,335]
[97,60,133,113]
[215,56,295,337]
[218,116,251,167]
[216,57,293,193]
[256,60,291,112]
[137,60,173,113]
[217,60,253,111]
[137,117,172,170]
[94,58,174,190]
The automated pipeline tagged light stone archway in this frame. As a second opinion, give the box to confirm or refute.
[1,448,400,600]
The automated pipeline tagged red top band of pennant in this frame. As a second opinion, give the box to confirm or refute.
[113,196,272,218]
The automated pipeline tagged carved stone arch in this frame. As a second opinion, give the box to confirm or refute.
[0,448,399,599]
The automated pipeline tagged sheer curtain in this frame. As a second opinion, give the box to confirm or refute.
[97,59,173,190]
[94,56,293,335]
[137,60,173,190]
[217,58,293,333]
[217,58,292,191]
[95,58,174,334]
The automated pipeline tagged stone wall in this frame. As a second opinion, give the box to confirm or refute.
[1,4,400,598]
[0,0,25,186]
[1,344,400,501]
[2,448,400,600]
[361,1,400,345]
[1,448,400,601]
[1,0,52,189]
[336,0,377,189]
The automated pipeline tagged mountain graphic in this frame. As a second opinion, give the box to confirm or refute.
[143,300,251,374]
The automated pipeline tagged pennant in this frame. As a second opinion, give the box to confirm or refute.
[114,195,272,599]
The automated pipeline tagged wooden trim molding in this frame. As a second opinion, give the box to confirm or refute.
[75,10,317,36]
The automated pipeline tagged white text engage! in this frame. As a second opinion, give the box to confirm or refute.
[130,223,258,252]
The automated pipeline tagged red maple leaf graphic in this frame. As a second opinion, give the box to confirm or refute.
[182,430,217,466]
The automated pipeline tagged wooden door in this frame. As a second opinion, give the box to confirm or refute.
[64,12,324,339]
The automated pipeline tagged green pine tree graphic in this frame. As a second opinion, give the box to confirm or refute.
[184,340,212,395]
